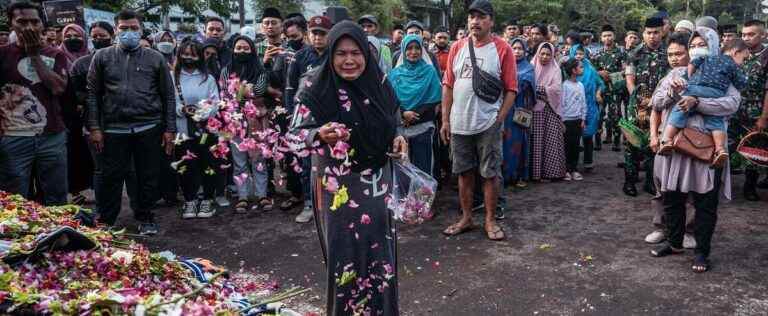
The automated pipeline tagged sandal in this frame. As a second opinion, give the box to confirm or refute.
[279,197,302,210]
[258,198,274,212]
[485,224,505,241]
[692,254,710,273]
[442,222,474,236]
[234,200,248,214]
[711,150,729,168]
[649,245,684,257]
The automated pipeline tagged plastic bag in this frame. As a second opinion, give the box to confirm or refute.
[387,160,437,224]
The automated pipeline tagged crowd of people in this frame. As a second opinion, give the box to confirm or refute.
[2,0,768,314]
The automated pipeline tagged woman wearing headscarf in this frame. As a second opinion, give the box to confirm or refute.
[221,35,271,213]
[154,30,177,67]
[569,44,605,170]
[58,23,91,204]
[503,37,536,186]
[530,42,566,180]
[290,21,406,316]
[59,24,89,63]
[388,34,441,175]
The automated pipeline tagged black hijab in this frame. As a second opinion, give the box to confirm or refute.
[225,36,265,83]
[299,21,399,172]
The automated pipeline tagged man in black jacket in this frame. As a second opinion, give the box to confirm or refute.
[87,9,176,235]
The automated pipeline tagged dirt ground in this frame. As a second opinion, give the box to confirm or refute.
[115,149,768,315]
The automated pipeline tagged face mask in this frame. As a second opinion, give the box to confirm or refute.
[287,39,303,51]
[118,31,140,50]
[689,47,710,60]
[181,57,198,67]
[234,52,251,63]
[64,38,84,52]
[157,42,175,54]
[92,38,112,49]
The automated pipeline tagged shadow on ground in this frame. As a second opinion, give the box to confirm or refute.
[118,150,768,315]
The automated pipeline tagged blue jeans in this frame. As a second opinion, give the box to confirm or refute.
[231,142,268,200]
[668,107,726,131]
[0,132,68,205]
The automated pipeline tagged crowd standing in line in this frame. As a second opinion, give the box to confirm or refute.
[2,0,768,314]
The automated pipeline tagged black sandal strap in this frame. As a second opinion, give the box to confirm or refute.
[692,254,710,273]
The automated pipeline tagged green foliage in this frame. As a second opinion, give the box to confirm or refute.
[326,0,406,33]
[254,0,305,17]
[82,0,231,20]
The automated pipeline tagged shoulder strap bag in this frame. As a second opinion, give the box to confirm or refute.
[468,37,504,104]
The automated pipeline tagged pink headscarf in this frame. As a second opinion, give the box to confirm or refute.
[531,42,562,114]
[59,24,89,63]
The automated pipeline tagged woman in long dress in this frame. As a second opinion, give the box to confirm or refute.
[503,37,536,186]
[530,42,566,180]
[290,21,407,316]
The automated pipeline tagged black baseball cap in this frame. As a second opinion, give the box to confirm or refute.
[358,15,378,26]
[468,0,494,17]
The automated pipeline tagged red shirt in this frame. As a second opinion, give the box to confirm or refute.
[0,43,69,135]
[432,46,450,76]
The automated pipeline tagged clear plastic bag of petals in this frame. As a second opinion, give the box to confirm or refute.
[387,159,437,224]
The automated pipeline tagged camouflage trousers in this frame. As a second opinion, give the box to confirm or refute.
[603,90,627,147]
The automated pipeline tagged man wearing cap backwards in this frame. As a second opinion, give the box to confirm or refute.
[735,19,768,200]
[593,24,629,152]
[623,16,670,197]
[720,24,738,47]
[357,14,392,74]
[441,0,517,241]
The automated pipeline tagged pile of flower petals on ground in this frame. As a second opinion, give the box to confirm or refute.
[0,192,303,315]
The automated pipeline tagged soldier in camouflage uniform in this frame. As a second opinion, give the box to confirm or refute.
[622,17,670,197]
[593,25,628,151]
[734,20,768,201]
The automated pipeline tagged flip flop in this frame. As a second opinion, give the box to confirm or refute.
[485,225,505,241]
[692,254,710,273]
[442,223,474,236]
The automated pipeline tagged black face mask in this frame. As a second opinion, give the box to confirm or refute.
[287,39,303,51]
[233,52,251,63]
[181,57,198,67]
[64,38,84,52]
[92,38,112,50]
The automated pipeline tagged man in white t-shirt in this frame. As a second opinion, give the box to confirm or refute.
[440,0,517,241]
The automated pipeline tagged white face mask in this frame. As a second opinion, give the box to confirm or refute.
[156,41,175,54]
[689,47,710,60]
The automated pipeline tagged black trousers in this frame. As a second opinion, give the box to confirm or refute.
[176,136,218,201]
[662,168,722,257]
[582,135,594,165]
[563,120,582,172]
[98,126,163,225]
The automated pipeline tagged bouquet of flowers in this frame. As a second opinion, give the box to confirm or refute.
[0,192,308,315]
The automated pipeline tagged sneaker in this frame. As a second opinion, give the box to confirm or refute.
[182,201,198,219]
[583,163,594,171]
[197,199,216,218]
[215,196,230,207]
[495,207,506,220]
[295,205,314,223]
[572,172,584,181]
[564,172,572,181]
[644,230,666,244]
[683,233,697,249]
[138,222,159,236]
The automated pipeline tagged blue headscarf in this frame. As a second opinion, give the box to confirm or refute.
[568,44,605,137]
[510,37,535,107]
[388,34,442,111]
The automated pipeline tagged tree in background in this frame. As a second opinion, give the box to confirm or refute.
[325,0,406,33]
[254,0,305,18]
[82,0,231,23]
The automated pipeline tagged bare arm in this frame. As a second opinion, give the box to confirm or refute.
[439,85,453,144]
[695,85,741,117]
[496,91,517,124]
[31,55,67,96]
